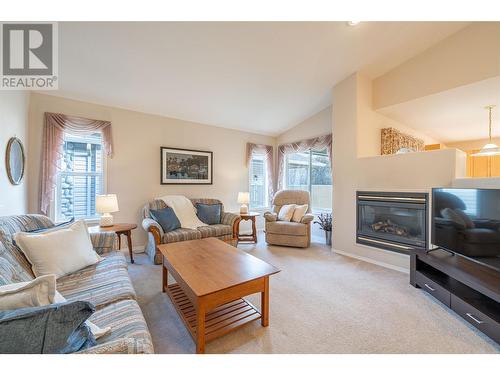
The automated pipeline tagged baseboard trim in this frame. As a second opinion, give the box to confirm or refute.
[333,248,410,274]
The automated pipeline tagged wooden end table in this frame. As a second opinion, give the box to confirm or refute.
[237,212,259,243]
[159,238,280,353]
[89,223,137,263]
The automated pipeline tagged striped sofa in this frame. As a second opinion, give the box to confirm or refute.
[142,198,241,264]
[0,215,153,354]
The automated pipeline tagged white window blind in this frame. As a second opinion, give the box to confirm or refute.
[249,154,268,209]
[55,133,104,222]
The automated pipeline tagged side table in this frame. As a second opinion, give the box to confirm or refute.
[237,212,259,243]
[88,223,138,263]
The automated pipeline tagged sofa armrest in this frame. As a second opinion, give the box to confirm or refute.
[77,338,153,354]
[301,214,314,224]
[90,232,117,255]
[264,212,277,222]
[220,212,241,239]
[142,218,163,246]
[220,212,239,226]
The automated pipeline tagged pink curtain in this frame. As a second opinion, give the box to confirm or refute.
[246,143,274,206]
[277,133,332,190]
[39,112,113,214]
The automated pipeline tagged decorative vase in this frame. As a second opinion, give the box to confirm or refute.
[325,230,332,246]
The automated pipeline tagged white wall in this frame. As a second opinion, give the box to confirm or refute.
[332,74,466,272]
[357,74,441,158]
[277,106,332,145]
[0,92,30,215]
[373,22,500,109]
[28,93,275,247]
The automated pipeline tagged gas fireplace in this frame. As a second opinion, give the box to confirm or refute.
[356,191,428,254]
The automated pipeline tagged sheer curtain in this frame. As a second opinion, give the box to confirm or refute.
[246,143,274,206]
[40,112,113,214]
[277,133,332,190]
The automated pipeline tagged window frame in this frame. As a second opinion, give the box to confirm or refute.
[53,132,107,224]
[284,148,332,214]
[248,153,269,210]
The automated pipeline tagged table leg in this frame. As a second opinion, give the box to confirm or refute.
[196,301,206,354]
[126,230,134,263]
[261,276,269,327]
[118,235,121,250]
[252,217,257,243]
[162,262,168,293]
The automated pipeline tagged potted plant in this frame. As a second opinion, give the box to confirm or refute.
[314,213,332,246]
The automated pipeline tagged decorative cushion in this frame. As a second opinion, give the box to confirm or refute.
[0,301,96,354]
[150,207,181,233]
[0,274,56,310]
[13,220,101,278]
[24,218,75,234]
[291,204,309,223]
[196,203,222,225]
[278,204,296,222]
[157,195,206,229]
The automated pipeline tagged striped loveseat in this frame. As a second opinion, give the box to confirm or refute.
[0,215,153,354]
[142,198,240,264]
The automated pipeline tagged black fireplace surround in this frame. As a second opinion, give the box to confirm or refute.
[356,191,429,254]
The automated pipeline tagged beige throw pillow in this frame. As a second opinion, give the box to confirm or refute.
[0,274,56,310]
[278,204,296,222]
[13,220,101,278]
[291,204,309,223]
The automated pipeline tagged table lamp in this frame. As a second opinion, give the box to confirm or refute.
[96,194,119,227]
[237,192,249,214]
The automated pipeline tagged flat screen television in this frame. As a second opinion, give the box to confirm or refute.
[432,188,500,272]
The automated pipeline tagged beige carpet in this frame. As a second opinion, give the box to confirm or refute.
[126,234,500,354]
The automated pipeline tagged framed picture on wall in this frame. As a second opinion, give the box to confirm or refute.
[160,147,213,185]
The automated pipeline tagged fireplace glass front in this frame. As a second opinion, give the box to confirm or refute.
[357,192,428,253]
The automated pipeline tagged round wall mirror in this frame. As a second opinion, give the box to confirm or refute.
[5,137,25,185]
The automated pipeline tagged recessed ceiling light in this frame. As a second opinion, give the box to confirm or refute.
[347,21,360,26]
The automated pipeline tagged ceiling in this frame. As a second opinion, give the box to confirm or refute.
[379,76,500,144]
[44,22,468,136]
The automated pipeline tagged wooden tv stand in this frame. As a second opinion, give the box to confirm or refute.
[410,249,500,344]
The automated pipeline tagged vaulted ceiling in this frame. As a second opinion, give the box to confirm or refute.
[44,22,468,135]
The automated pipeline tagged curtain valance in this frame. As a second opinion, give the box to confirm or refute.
[277,133,332,190]
[40,112,113,214]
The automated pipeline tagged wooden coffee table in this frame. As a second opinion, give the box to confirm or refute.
[159,237,280,353]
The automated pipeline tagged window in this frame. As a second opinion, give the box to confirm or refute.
[285,149,332,212]
[55,133,104,222]
[249,154,268,209]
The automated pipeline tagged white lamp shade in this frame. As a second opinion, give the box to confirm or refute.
[237,192,250,204]
[96,194,119,213]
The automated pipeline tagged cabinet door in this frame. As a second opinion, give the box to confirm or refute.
[490,154,500,177]
[467,150,490,177]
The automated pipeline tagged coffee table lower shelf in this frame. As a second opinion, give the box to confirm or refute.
[167,283,262,343]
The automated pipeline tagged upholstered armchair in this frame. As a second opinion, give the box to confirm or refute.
[264,190,314,248]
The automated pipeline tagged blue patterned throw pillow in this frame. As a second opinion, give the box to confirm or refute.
[196,203,222,225]
[150,207,181,232]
